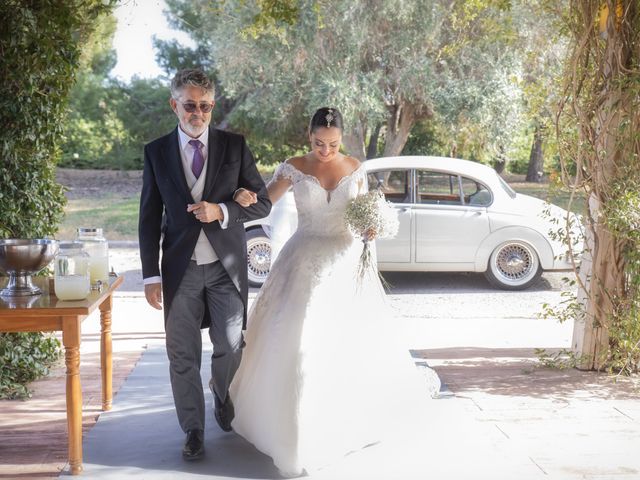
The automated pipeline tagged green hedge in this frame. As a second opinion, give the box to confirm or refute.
[0,0,114,399]
[0,333,62,399]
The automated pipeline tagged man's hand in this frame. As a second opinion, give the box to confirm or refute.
[187,201,223,223]
[233,188,258,207]
[144,283,163,310]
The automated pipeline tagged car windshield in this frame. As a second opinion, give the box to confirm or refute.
[497,174,516,199]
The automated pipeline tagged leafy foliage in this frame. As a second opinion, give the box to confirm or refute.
[0,333,61,399]
[162,0,522,163]
[600,173,640,374]
[0,0,114,396]
[534,347,581,370]
[60,76,177,169]
[59,14,176,170]
[508,1,567,180]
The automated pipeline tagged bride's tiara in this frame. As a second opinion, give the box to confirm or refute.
[325,109,335,127]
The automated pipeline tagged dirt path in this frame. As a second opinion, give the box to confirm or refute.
[55,168,531,201]
[56,168,143,200]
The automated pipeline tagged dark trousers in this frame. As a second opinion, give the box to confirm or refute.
[165,260,244,432]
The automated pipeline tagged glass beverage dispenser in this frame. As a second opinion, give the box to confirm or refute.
[76,227,109,286]
[54,241,91,300]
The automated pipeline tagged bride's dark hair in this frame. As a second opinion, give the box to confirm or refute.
[309,107,344,133]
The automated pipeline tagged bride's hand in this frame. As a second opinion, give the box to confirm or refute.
[234,188,258,207]
[363,227,377,241]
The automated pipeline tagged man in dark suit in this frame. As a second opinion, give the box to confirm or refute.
[138,69,271,461]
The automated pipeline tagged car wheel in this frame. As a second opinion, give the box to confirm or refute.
[246,228,271,287]
[484,241,542,290]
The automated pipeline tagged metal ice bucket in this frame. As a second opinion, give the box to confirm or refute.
[0,239,59,296]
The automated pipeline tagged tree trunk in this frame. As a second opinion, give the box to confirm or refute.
[449,142,457,158]
[525,123,545,182]
[493,145,506,174]
[572,89,628,370]
[570,8,632,368]
[573,194,625,370]
[382,102,416,157]
[342,122,367,161]
[366,123,382,159]
[342,131,367,162]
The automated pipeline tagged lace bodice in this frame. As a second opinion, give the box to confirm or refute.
[273,161,367,237]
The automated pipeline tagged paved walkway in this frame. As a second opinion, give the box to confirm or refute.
[1,248,639,479]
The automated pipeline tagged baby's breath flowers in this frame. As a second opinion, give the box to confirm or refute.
[344,189,399,283]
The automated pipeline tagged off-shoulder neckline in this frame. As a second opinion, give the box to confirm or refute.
[282,161,365,192]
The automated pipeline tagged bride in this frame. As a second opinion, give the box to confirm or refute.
[229,107,433,477]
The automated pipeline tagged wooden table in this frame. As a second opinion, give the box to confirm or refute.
[0,275,123,475]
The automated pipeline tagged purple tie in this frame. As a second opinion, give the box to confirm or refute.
[188,139,205,178]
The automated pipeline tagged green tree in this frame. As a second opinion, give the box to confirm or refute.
[154,38,237,130]
[113,76,181,159]
[511,0,566,182]
[59,13,135,169]
[60,11,179,170]
[62,73,180,169]
[1,0,113,236]
[164,0,522,163]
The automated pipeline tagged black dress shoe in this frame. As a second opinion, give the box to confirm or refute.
[182,429,204,461]
[211,384,235,432]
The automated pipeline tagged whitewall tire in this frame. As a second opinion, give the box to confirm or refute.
[484,241,542,290]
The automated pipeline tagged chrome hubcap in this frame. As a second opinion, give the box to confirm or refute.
[495,244,533,280]
[247,241,271,278]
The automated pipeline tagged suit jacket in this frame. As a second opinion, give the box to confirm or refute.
[138,126,272,328]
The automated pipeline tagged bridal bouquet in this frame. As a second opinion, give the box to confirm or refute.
[344,189,399,283]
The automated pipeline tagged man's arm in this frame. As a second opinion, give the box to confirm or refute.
[138,145,164,309]
[223,136,272,225]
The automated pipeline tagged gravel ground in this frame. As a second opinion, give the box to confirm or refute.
[109,242,577,362]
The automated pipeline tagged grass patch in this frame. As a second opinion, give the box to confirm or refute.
[510,181,586,216]
[58,195,140,241]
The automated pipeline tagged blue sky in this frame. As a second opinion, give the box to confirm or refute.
[111,0,194,81]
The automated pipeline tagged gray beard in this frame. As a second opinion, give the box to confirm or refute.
[182,122,208,138]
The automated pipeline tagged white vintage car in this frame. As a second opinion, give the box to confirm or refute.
[244,156,582,290]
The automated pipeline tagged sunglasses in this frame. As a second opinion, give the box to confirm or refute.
[178,101,214,113]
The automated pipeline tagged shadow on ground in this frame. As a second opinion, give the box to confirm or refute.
[381,271,563,294]
[415,347,640,401]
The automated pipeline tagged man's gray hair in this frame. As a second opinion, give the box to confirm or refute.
[170,69,215,98]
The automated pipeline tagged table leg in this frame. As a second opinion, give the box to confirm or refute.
[99,294,113,411]
[62,315,83,475]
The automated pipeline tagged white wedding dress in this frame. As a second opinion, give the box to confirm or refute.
[230,161,434,477]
